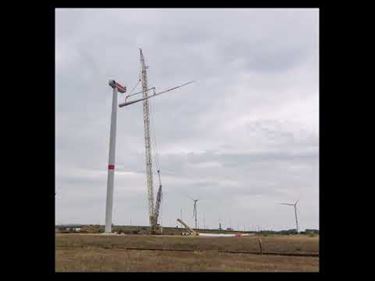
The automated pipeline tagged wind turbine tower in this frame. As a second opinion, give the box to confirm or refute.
[104,80,126,233]
[191,198,199,229]
[280,200,299,233]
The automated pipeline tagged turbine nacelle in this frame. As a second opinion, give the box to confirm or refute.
[108,80,127,93]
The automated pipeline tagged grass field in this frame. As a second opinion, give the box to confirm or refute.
[55,233,319,272]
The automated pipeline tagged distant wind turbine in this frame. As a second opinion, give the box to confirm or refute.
[280,200,299,233]
[188,196,200,229]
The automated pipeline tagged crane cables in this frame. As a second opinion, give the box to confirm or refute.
[129,78,141,95]
[125,71,142,103]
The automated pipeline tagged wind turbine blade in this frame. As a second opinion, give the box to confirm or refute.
[119,81,195,107]
[127,87,155,98]
[279,203,293,206]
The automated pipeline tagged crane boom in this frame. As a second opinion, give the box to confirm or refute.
[140,48,156,232]
[177,219,198,236]
[119,49,193,234]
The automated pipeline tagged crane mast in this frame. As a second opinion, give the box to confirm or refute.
[140,49,156,232]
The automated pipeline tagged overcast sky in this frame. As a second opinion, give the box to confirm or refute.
[55,8,319,231]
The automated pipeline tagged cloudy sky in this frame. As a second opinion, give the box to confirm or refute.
[55,8,319,231]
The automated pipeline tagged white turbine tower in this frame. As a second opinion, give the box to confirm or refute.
[280,200,299,233]
[104,80,127,233]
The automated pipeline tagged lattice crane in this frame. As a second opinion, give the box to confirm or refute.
[118,49,194,233]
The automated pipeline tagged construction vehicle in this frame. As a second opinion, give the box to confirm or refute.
[177,218,198,236]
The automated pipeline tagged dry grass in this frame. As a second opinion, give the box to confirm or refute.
[55,234,319,272]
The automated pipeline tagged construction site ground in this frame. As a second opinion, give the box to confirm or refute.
[55,233,319,272]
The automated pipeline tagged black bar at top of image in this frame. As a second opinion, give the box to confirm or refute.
[52,0,321,9]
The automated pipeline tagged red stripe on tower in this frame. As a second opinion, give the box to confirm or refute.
[108,164,115,170]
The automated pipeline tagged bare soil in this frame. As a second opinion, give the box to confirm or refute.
[55,233,319,272]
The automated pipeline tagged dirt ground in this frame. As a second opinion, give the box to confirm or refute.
[55,233,319,272]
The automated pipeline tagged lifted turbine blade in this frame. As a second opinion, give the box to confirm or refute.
[119,81,195,108]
